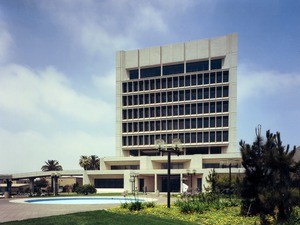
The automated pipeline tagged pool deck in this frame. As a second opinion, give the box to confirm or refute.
[0,195,170,223]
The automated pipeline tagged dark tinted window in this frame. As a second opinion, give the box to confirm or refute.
[186,60,209,72]
[141,67,161,78]
[129,69,138,79]
[211,59,222,70]
[163,63,184,75]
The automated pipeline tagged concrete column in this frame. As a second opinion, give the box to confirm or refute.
[29,178,35,193]
[154,174,157,192]
[5,179,11,198]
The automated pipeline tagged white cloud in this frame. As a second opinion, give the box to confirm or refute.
[238,63,300,101]
[0,128,115,173]
[0,64,114,124]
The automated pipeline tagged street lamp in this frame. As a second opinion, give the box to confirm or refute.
[187,169,196,193]
[129,172,139,197]
[155,138,182,208]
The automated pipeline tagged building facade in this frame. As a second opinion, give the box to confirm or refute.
[83,33,242,193]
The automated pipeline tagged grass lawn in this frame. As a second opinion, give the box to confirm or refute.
[0,210,196,225]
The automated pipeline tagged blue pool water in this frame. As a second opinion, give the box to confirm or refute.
[25,197,145,205]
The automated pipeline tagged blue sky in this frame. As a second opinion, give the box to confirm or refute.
[0,0,299,173]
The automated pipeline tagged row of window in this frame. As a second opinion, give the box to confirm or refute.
[123,70,229,93]
[122,130,229,146]
[122,86,229,107]
[122,102,229,120]
[122,116,229,133]
[128,59,223,79]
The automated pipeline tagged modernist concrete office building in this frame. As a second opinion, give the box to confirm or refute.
[80,33,242,193]
[6,34,242,195]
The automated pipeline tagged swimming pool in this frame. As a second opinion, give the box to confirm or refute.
[11,197,149,205]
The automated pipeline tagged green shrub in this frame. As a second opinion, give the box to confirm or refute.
[75,184,96,195]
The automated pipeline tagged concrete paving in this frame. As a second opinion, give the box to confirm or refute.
[0,195,169,223]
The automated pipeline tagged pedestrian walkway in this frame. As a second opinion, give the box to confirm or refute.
[0,194,170,223]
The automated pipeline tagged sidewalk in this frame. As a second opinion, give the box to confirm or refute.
[0,195,171,223]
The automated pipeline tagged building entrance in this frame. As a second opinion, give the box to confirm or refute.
[161,175,180,192]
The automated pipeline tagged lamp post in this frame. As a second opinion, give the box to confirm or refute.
[129,172,139,197]
[187,169,196,193]
[155,138,182,208]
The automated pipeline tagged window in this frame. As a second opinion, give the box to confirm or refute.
[211,147,221,154]
[185,133,191,143]
[173,91,178,101]
[217,102,222,112]
[223,71,229,82]
[122,123,127,133]
[162,121,166,130]
[217,71,222,83]
[122,136,127,146]
[144,94,149,104]
[144,122,149,131]
[95,179,123,188]
[173,77,179,87]
[197,132,202,142]
[156,107,161,117]
[139,122,143,132]
[204,117,209,128]
[179,76,185,87]
[185,90,191,101]
[162,106,167,116]
[122,83,127,93]
[167,106,172,116]
[144,80,149,90]
[191,89,197,100]
[150,80,155,90]
[197,88,203,99]
[210,117,215,127]
[210,132,215,142]
[210,87,215,98]
[197,103,202,114]
[162,92,167,102]
[216,116,222,127]
[167,120,172,130]
[197,118,202,128]
[139,81,144,91]
[144,108,149,118]
[128,82,132,92]
[133,95,138,105]
[223,116,229,127]
[179,90,184,101]
[223,86,229,97]
[139,108,144,118]
[128,136,132,145]
[223,131,228,142]
[211,59,222,70]
[167,91,172,102]
[128,109,133,119]
[129,69,138,79]
[185,75,191,86]
[133,82,138,92]
[163,63,184,75]
[210,102,216,113]
[197,74,203,85]
[128,95,132,106]
[139,94,144,104]
[173,120,178,130]
[173,105,179,116]
[133,109,138,119]
[185,118,191,129]
[156,93,160,103]
[204,103,209,113]
[191,75,197,85]
[133,122,138,132]
[122,110,127,119]
[162,78,167,88]
[140,67,161,78]
[191,133,197,143]
[191,104,197,114]
[185,104,190,115]
[179,105,184,115]
[150,107,155,117]
[186,60,209,72]
[217,87,222,98]
[204,132,209,142]
[223,101,229,112]
[150,93,155,104]
[155,79,161,89]
[216,131,222,142]
[156,121,160,130]
[179,119,184,129]
[191,118,197,129]
[210,72,215,84]
[122,96,127,106]
[167,77,173,88]
[150,121,155,131]
[204,88,209,99]
[204,73,209,84]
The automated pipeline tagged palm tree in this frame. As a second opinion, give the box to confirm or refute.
[41,160,63,171]
[79,155,90,170]
[79,155,100,170]
[89,155,100,170]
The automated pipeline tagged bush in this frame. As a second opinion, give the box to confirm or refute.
[75,184,96,195]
